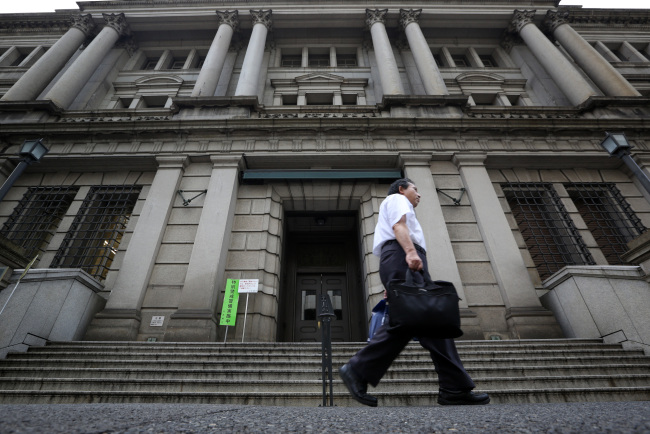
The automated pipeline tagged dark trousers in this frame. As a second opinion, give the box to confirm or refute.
[348,241,475,392]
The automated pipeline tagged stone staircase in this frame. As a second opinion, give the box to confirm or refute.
[0,339,649,406]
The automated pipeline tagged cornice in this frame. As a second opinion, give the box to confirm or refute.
[560,7,650,27]
[0,15,72,34]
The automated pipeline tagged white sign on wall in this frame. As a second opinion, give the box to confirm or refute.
[150,316,165,326]
[238,279,259,293]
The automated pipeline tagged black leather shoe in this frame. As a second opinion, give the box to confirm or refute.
[438,389,490,406]
[339,364,378,407]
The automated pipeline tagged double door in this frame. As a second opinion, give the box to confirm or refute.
[295,273,348,342]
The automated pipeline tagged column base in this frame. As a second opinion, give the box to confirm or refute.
[506,307,564,339]
[458,308,483,340]
[164,309,218,342]
[83,309,141,341]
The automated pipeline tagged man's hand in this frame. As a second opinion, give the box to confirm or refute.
[405,250,423,271]
[393,216,423,271]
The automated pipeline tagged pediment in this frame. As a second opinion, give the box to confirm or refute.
[294,73,345,84]
[455,72,505,84]
[135,75,184,86]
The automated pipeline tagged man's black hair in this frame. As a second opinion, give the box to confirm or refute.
[387,178,414,196]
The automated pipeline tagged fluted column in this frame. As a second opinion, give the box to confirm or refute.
[366,9,404,95]
[43,13,131,109]
[2,15,95,102]
[191,10,239,97]
[235,10,271,96]
[544,10,640,97]
[509,10,596,106]
[399,9,447,95]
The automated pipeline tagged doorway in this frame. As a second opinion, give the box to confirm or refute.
[279,212,367,342]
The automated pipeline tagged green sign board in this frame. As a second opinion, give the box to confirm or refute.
[219,279,240,326]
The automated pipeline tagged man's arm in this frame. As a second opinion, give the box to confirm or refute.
[392,215,423,271]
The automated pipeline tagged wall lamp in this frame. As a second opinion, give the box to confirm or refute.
[0,139,49,203]
[599,132,650,196]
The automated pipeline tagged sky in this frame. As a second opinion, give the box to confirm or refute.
[0,0,648,13]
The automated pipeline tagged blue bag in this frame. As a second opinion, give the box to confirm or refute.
[367,299,387,342]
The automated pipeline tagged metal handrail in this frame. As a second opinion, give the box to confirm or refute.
[317,293,336,407]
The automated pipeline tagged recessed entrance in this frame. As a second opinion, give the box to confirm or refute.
[278,212,366,342]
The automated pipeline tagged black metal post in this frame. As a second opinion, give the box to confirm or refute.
[0,159,30,203]
[317,293,336,407]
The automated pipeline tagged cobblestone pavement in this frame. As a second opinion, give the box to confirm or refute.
[0,402,648,433]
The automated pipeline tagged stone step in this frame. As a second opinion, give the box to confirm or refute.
[2,354,648,370]
[37,339,616,353]
[1,374,648,394]
[0,387,648,406]
[10,348,642,361]
[2,363,648,380]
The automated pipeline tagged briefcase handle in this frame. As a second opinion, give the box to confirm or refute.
[404,268,436,287]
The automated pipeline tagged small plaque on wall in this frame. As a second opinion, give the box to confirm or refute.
[150,316,165,327]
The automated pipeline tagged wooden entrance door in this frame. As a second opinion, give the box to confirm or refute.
[295,273,348,342]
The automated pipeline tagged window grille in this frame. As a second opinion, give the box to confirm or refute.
[51,185,141,281]
[452,55,470,67]
[337,54,357,67]
[502,183,594,280]
[1,186,78,257]
[479,55,497,67]
[281,56,302,67]
[309,55,330,67]
[566,183,646,265]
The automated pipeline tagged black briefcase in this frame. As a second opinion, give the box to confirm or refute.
[386,269,463,339]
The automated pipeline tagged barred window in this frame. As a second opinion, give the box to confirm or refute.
[502,183,594,280]
[566,183,646,265]
[0,186,78,257]
[51,185,141,281]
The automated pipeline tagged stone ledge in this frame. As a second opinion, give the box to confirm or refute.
[543,265,644,289]
[171,96,260,114]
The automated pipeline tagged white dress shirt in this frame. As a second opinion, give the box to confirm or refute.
[372,193,426,257]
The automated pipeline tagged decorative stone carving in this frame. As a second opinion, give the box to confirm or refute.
[216,10,239,32]
[70,14,96,36]
[103,13,131,37]
[508,10,536,34]
[399,9,421,30]
[116,37,139,56]
[544,10,569,33]
[365,9,388,29]
[250,9,272,30]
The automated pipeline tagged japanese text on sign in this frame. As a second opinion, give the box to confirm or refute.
[219,279,240,326]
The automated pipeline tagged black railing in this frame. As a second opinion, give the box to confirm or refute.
[317,293,336,407]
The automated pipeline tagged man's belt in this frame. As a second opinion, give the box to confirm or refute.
[382,239,426,255]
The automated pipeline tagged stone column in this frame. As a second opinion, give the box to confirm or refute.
[1,15,95,102]
[366,9,404,95]
[165,155,243,342]
[509,10,596,106]
[191,10,239,97]
[399,9,448,96]
[544,10,640,97]
[454,154,562,339]
[43,13,131,109]
[84,156,188,341]
[234,10,272,96]
[402,155,467,307]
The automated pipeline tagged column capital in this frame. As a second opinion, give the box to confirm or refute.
[250,9,272,31]
[400,153,434,167]
[156,155,189,170]
[508,9,536,34]
[366,9,388,29]
[452,153,487,168]
[70,14,96,37]
[399,9,422,30]
[543,10,570,33]
[102,13,131,38]
[210,153,245,169]
[216,10,239,32]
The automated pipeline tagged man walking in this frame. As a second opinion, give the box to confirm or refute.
[339,178,490,407]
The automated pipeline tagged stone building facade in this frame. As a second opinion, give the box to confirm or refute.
[1,0,649,350]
